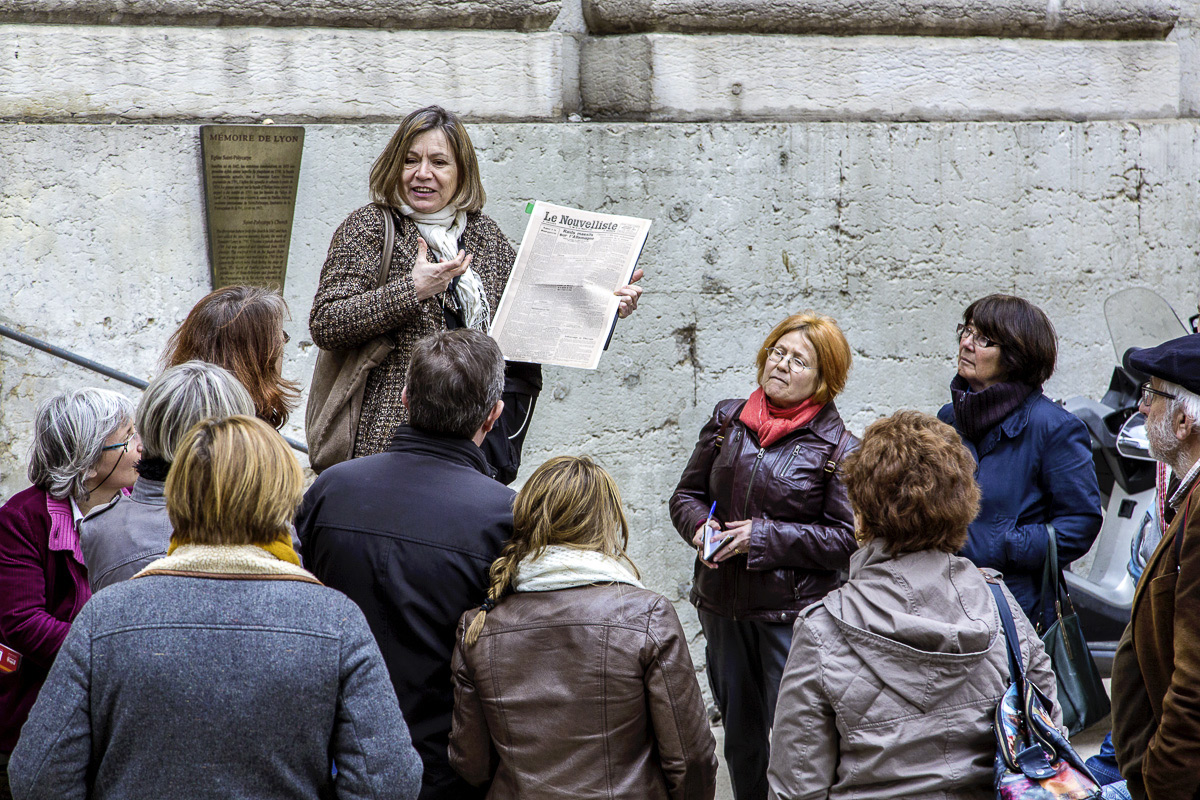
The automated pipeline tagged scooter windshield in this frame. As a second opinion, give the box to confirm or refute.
[1104,287,1189,364]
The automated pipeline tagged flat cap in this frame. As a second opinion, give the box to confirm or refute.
[1127,333,1200,396]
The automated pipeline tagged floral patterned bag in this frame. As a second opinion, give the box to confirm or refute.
[987,580,1101,800]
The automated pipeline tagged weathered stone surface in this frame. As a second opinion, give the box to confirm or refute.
[0,26,580,122]
[582,34,1180,121]
[3,122,1198,641]
[0,0,561,30]
[582,0,1178,38]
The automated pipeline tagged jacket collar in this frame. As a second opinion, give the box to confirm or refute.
[130,477,167,506]
[387,425,492,476]
[798,400,845,446]
[45,492,84,564]
[996,389,1040,439]
[134,543,320,584]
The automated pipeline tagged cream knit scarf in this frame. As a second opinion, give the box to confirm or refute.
[513,544,644,593]
[400,203,490,331]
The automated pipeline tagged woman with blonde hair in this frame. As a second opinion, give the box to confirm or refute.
[450,456,716,799]
[670,310,858,800]
[10,416,421,800]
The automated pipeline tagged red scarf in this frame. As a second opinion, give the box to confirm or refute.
[739,388,824,448]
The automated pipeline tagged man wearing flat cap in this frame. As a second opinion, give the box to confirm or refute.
[1112,333,1200,800]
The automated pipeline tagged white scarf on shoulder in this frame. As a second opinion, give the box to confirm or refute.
[513,544,645,593]
[400,203,490,331]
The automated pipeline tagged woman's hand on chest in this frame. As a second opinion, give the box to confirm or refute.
[412,236,473,301]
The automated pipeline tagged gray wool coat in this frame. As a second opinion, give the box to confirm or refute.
[8,569,422,800]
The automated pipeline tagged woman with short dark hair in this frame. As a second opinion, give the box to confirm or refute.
[767,410,1062,799]
[938,294,1101,626]
[10,416,422,800]
[308,105,643,479]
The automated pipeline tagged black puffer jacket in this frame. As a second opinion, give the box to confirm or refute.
[670,399,858,623]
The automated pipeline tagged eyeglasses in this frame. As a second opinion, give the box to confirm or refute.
[956,324,1001,349]
[1139,381,1176,406]
[101,433,138,454]
[765,347,814,374]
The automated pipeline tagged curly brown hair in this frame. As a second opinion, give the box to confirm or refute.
[842,410,980,554]
[162,286,300,430]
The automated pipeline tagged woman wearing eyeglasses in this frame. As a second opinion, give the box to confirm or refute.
[0,388,138,797]
[669,311,857,800]
[938,294,1102,629]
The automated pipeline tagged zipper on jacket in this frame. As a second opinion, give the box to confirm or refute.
[742,447,767,520]
[780,442,803,475]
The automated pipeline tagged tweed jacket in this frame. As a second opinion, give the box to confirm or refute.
[79,477,170,593]
[310,204,515,458]
[767,541,1061,800]
[450,584,717,800]
[0,486,91,754]
[1112,477,1200,800]
[8,548,422,800]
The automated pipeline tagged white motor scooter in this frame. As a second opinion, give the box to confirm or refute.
[1058,287,1190,671]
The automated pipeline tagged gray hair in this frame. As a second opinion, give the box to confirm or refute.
[137,361,256,462]
[405,330,504,439]
[28,388,137,502]
[1159,379,1200,436]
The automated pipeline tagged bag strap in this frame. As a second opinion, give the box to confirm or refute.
[824,428,853,479]
[989,580,1026,688]
[714,401,747,452]
[375,204,395,289]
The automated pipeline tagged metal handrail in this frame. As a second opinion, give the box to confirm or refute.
[0,322,309,455]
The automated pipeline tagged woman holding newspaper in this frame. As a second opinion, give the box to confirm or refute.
[669,311,858,800]
[309,105,642,481]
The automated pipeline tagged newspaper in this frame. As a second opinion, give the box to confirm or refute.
[489,202,652,369]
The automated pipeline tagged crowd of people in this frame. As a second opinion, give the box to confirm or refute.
[1,103,1198,800]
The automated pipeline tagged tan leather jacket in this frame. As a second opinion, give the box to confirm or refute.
[449,583,718,799]
[768,541,1061,800]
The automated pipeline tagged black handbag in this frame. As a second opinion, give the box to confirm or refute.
[1038,532,1111,736]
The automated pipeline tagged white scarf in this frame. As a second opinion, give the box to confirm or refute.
[513,544,645,593]
[400,203,490,331]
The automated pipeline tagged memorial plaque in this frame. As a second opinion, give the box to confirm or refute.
[201,125,305,290]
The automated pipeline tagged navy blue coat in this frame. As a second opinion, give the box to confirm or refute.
[938,390,1102,626]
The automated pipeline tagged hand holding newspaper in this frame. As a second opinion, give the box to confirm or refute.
[488,202,652,369]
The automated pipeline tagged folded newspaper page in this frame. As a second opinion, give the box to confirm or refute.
[489,202,652,369]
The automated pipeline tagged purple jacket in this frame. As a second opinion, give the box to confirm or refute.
[0,485,92,753]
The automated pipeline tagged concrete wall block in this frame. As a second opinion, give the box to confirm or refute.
[0,0,561,30]
[581,34,1181,122]
[582,0,1179,39]
[0,26,579,122]
[4,119,1199,667]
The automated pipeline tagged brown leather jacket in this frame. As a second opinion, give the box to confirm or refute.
[670,399,858,623]
[449,584,717,800]
[1112,477,1200,800]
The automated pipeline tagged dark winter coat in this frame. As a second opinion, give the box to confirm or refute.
[938,390,1102,625]
[670,399,858,623]
[297,426,515,800]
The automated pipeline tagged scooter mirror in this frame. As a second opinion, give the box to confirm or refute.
[1117,412,1155,462]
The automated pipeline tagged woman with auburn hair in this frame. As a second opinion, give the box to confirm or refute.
[450,456,717,799]
[163,284,300,430]
[768,410,1062,799]
[9,416,422,800]
[308,105,643,480]
[938,294,1100,627]
[669,311,857,800]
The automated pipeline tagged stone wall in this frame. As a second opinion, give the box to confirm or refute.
[2,0,1198,665]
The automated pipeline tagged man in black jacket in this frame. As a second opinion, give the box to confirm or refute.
[297,329,515,800]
